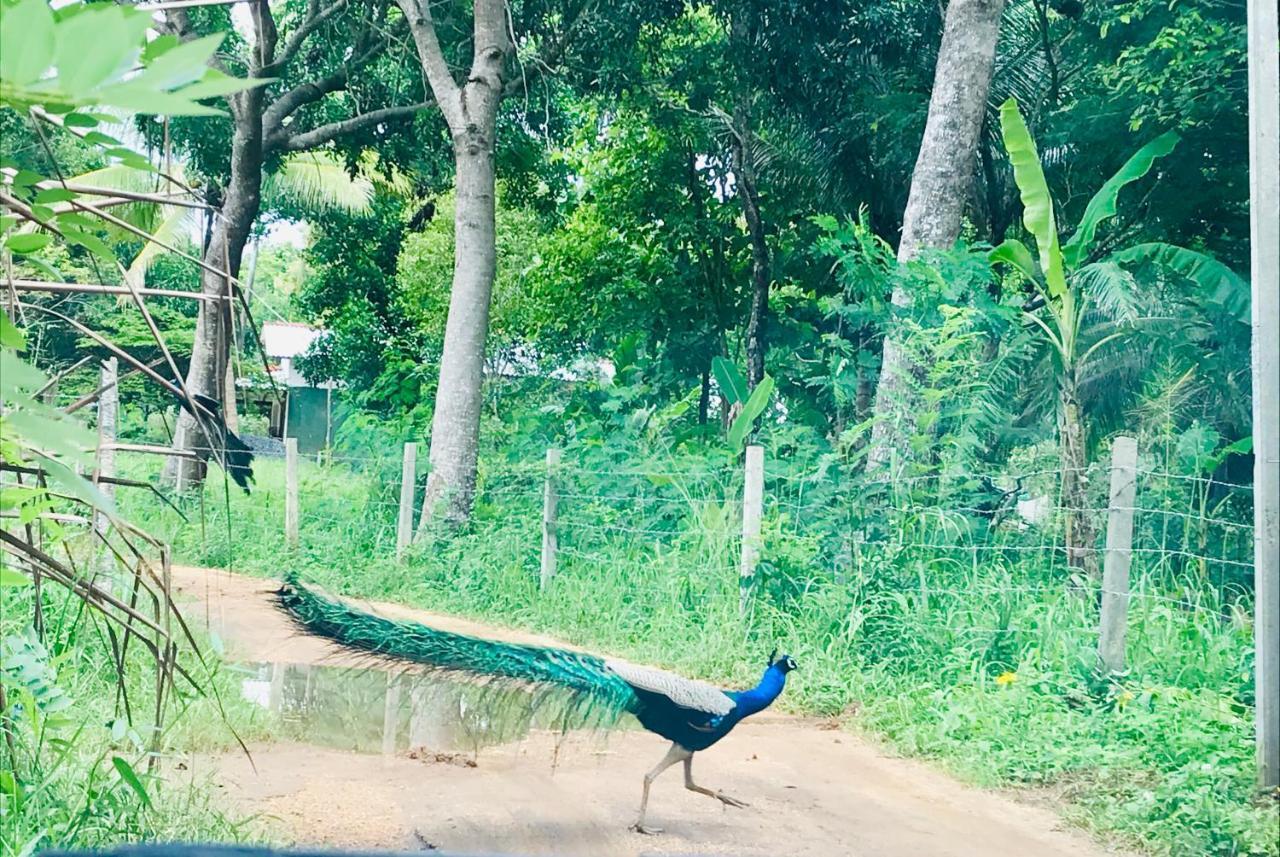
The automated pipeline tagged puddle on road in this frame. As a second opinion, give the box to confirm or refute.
[235,662,630,757]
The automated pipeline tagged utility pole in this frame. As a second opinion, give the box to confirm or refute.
[1247,0,1279,793]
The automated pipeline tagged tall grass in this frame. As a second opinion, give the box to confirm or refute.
[2,565,275,856]
[119,451,1277,857]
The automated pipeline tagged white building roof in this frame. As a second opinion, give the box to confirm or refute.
[261,321,324,359]
[260,321,336,389]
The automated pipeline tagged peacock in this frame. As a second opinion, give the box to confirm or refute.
[170,389,255,492]
[276,573,797,834]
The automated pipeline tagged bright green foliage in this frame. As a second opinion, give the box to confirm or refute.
[0,318,113,515]
[727,374,774,451]
[395,191,544,358]
[991,98,1248,448]
[0,6,269,853]
[999,99,1068,301]
[4,0,1267,854]
[0,0,257,116]
[1062,131,1179,269]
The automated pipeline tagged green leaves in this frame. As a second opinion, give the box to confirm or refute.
[268,152,376,216]
[0,318,117,518]
[711,358,774,450]
[1,629,73,716]
[0,0,55,88]
[998,99,1067,300]
[4,232,51,254]
[0,567,31,588]
[727,374,774,451]
[0,0,265,116]
[988,238,1037,285]
[712,356,749,405]
[133,34,225,91]
[51,2,149,95]
[1063,131,1179,268]
[111,757,152,809]
[1111,242,1250,324]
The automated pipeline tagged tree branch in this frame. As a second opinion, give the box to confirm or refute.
[261,19,397,144]
[278,102,431,151]
[249,0,279,74]
[501,0,593,99]
[267,0,349,75]
[394,0,461,129]
[263,69,349,138]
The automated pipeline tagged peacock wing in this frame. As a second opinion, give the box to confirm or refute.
[602,659,734,716]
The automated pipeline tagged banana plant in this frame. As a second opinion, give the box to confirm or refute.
[712,357,775,452]
[990,98,1247,575]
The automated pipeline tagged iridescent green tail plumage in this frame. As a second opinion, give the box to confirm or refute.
[276,573,640,728]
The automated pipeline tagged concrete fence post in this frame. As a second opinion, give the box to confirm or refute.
[540,448,561,590]
[1098,435,1138,674]
[396,442,418,560]
[285,437,299,548]
[739,444,764,612]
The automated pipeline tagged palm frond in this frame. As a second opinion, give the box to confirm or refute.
[1110,242,1249,324]
[266,152,374,215]
[1075,260,1141,324]
[127,204,198,285]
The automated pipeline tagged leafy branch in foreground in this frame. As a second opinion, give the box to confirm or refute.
[1,3,260,848]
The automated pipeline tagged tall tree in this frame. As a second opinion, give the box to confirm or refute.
[160,0,425,486]
[394,0,670,526]
[393,0,512,526]
[865,0,1007,472]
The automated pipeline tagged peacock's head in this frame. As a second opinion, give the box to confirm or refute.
[767,649,798,673]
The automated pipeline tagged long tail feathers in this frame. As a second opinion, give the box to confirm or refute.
[173,389,255,492]
[276,574,639,728]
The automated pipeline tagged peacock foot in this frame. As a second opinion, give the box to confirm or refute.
[630,822,664,835]
[715,791,749,809]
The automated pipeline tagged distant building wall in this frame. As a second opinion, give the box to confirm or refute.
[284,387,347,455]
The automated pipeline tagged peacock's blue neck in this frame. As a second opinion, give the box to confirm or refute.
[731,663,788,719]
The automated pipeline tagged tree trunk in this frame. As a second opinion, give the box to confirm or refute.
[728,4,770,390]
[733,111,770,389]
[400,0,510,530]
[223,362,240,433]
[164,97,263,488]
[1058,370,1098,577]
[417,136,498,528]
[866,0,1006,473]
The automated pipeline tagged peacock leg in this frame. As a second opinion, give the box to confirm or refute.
[630,742,689,835]
[683,755,749,809]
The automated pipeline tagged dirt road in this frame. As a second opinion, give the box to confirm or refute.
[173,566,1131,857]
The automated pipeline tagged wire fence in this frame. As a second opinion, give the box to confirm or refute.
[275,442,1252,614]
[68,428,1257,701]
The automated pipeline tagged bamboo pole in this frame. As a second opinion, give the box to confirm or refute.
[9,279,227,302]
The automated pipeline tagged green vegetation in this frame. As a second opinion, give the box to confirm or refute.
[0,3,271,852]
[0,603,272,855]
[4,0,1274,855]
[117,414,1273,856]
